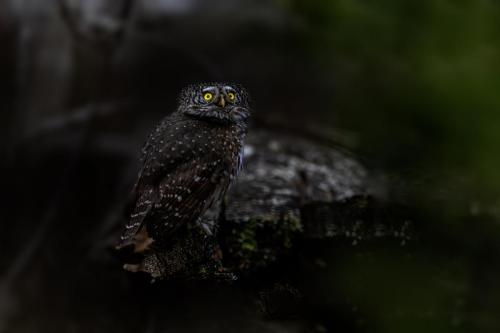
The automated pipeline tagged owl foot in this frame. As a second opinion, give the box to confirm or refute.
[197,219,215,236]
[123,255,164,279]
[132,226,154,253]
[123,263,143,273]
[133,237,154,253]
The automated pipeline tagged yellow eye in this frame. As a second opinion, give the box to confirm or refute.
[203,93,213,101]
[227,92,236,101]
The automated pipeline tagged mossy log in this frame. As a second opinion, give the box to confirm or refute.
[116,129,415,280]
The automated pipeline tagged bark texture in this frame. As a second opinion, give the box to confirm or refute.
[116,129,414,280]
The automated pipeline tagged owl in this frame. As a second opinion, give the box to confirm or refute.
[118,83,251,253]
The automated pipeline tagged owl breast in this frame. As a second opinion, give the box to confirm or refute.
[212,123,246,181]
[139,118,246,243]
[118,83,250,254]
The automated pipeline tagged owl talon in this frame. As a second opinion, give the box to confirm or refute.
[123,263,142,273]
[133,237,154,253]
[197,219,215,236]
[132,226,154,253]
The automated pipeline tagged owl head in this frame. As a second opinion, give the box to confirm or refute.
[179,83,250,125]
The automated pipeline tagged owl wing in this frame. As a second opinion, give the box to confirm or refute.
[119,155,225,249]
[117,182,157,249]
[119,118,225,248]
[149,158,227,239]
[118,116,192,248]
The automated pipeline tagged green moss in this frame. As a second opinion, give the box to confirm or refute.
[237,218,259,256]
[228,211,304,270]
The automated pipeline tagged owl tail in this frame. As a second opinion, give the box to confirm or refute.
[116,185,156,250]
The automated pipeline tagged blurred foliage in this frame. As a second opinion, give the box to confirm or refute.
[291,0,500,200]
[282,1,500,332]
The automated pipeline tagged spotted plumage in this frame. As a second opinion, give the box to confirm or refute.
[118,83,250,250]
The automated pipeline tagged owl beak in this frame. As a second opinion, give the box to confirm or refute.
[217,96,226,108]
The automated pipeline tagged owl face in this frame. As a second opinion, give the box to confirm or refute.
[179,83,250,125]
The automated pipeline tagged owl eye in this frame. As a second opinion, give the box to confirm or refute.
[203,93,213,102]
[227,92,236,101]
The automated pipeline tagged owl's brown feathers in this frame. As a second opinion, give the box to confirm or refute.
[118,83,250,251]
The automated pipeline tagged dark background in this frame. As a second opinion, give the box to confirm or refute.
[1,0,499,332]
